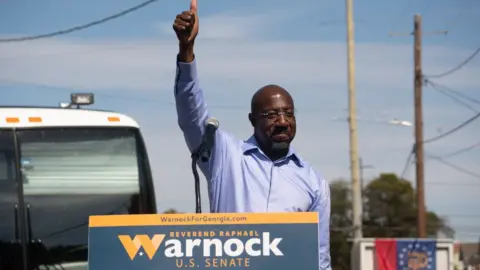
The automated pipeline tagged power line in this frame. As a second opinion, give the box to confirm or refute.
[423,111,480,144]
[438,140,480,159]
[0,0,160,43]
[398,147,480,186]
[426,152,480,180]
[425,81,479,113]
[400,146,414,180]
[425,80,480,106]
[424,46,480,78]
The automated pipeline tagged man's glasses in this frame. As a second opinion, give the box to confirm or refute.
[259,109,295,119]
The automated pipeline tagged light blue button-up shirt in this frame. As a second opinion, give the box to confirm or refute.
[174,57,332,270]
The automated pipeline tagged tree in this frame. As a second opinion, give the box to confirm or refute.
[329,173,454,270]
[363,173,452,238]
[329,179,353,270]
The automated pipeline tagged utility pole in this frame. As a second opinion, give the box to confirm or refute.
[414,14,426,238]
[389,14,446,238]
[345,0,362,239]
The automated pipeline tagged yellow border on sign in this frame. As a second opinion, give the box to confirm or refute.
[89,212,318,227]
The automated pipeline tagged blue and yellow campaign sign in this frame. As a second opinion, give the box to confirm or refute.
[88,212,319,270]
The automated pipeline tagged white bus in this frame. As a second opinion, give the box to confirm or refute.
[0,93,157,270]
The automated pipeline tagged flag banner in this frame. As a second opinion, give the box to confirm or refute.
[88,212,319,270]
[375,238,437,270]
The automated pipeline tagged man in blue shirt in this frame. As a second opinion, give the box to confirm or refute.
[172,2,332,269]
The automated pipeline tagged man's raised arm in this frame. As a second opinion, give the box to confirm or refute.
[172,2,226,179]
[174,43,207,155]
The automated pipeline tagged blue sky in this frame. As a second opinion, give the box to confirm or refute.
[1,0,479,242]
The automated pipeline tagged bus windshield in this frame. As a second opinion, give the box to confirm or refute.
[0,127,156,270]
[19,128,142,196]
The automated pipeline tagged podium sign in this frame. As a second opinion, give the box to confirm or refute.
[88,212,319,270]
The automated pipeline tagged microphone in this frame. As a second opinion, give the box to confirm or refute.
[190,117,219,214]
[198,117,220,162]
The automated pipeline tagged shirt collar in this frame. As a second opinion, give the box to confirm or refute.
[241,135,304,167]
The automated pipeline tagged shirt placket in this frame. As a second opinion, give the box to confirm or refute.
[266,162,276,211]
[267,159,285,211]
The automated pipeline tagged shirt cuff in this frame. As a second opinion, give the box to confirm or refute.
[176,55,198,82]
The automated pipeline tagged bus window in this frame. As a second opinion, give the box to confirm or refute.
[16,127,151,269]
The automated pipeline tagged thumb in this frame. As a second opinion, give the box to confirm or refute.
[190,0,197,13]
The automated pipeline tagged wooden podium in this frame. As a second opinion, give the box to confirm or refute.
[88,212,319,270]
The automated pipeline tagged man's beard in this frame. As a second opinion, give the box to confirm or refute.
[271,141,289,152]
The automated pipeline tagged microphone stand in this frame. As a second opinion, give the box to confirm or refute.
[191,148,204,214]
[190,118,217,214]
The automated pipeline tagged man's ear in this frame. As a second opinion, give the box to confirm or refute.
[248,113,255,127]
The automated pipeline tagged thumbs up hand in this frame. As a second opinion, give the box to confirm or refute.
[173,0,199,46]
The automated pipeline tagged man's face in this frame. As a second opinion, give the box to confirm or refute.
[251,92,297,151]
